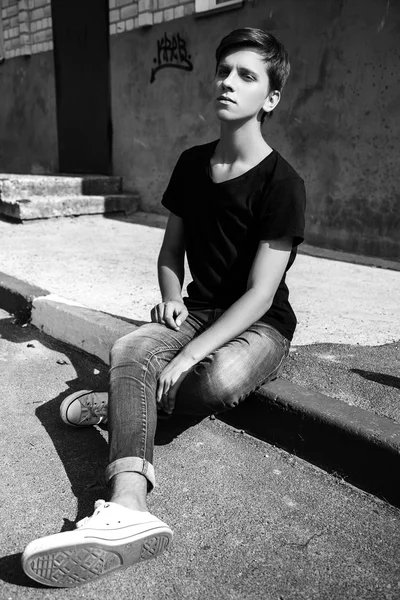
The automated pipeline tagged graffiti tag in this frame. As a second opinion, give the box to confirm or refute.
[150,32,193,83]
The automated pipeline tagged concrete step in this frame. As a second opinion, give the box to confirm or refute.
[0,193,140,221]
[0,174,122,199]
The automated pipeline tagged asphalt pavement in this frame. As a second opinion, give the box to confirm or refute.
[1,308,400,600]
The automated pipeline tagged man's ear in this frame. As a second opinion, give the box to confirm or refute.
[263,90,281,114]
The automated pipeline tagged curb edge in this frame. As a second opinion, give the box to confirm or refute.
[0,271,50,323]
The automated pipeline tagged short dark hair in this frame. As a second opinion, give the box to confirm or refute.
[215,28,290,122]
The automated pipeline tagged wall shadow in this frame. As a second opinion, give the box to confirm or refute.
[0,315,110,527]
[103,210,168,229]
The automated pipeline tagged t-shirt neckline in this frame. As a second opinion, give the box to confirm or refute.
[207,140,276,186]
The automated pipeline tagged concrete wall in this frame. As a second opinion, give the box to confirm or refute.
[0,51,58,174]
[0,0,194,176]
[111,0,400,259]
[0,0,57,174]
[0,0,398,258]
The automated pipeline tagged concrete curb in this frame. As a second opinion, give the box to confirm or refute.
[1,272,399,508]
[0,271,50,323]
[31,294,138,364]
[299,243,400,272]
[219,380,400,508]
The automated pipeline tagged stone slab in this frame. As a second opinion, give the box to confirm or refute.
[0,174,122,199]
[0,193,140,220]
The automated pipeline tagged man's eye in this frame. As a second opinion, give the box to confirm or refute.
[218,68,229,76]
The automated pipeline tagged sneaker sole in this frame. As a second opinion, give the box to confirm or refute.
[22,526,172,587]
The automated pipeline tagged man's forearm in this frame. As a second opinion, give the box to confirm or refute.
[181,288,273,363]
[158,250,184,302]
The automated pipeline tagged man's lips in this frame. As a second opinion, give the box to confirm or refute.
[217,96,235,103]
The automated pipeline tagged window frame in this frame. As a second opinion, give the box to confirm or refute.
[194,0,244,16]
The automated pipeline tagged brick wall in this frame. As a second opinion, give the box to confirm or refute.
[109,0,194,35]
[1,0,52,59]
[0,0,230,57]
[0,0,196,59]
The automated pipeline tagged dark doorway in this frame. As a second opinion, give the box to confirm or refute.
[51,0,112,174]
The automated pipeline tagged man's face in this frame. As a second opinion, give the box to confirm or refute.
[213,48,278,123]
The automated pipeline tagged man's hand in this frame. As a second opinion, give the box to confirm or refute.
[156,353,196,415]
[150,300,188,331]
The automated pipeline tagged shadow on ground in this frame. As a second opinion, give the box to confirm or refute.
[0,553,44,588]
[104,210,168,229]
[351,368,400,390]
[0,316,205,588]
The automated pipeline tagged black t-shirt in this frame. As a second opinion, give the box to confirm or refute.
[161,140,306,341]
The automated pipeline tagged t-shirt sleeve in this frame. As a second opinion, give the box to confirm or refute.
[161,152,186,218]
[256,177,306,247]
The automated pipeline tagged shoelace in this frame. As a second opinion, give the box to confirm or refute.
[80,401,108,425]
[76,499,107,529]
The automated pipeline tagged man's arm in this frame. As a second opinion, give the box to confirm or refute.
[151,213,188,330]
[180,236,293,363]
[157,213,185,301]
[156,235,293,411]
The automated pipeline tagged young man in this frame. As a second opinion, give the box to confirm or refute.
[22,28,306,587]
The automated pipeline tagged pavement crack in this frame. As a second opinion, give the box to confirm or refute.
[286,531,325,550]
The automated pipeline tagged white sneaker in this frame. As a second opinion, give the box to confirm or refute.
[60,390,108,427]
[22,500,173,587]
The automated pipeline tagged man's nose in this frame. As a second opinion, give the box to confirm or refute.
[222,75,235,91]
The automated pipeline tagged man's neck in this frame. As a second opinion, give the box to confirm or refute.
[216,119,271,165]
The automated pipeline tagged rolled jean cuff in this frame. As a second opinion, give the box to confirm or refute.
[105,457,156,492]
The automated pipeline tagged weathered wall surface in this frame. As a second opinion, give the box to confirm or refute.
[111,0,400,259]
[0,52,58,174]
[0,0,398,258]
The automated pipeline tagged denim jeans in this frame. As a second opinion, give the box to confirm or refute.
[105,308,290,491]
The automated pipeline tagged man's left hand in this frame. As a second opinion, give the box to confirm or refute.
[156,354,197,415]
